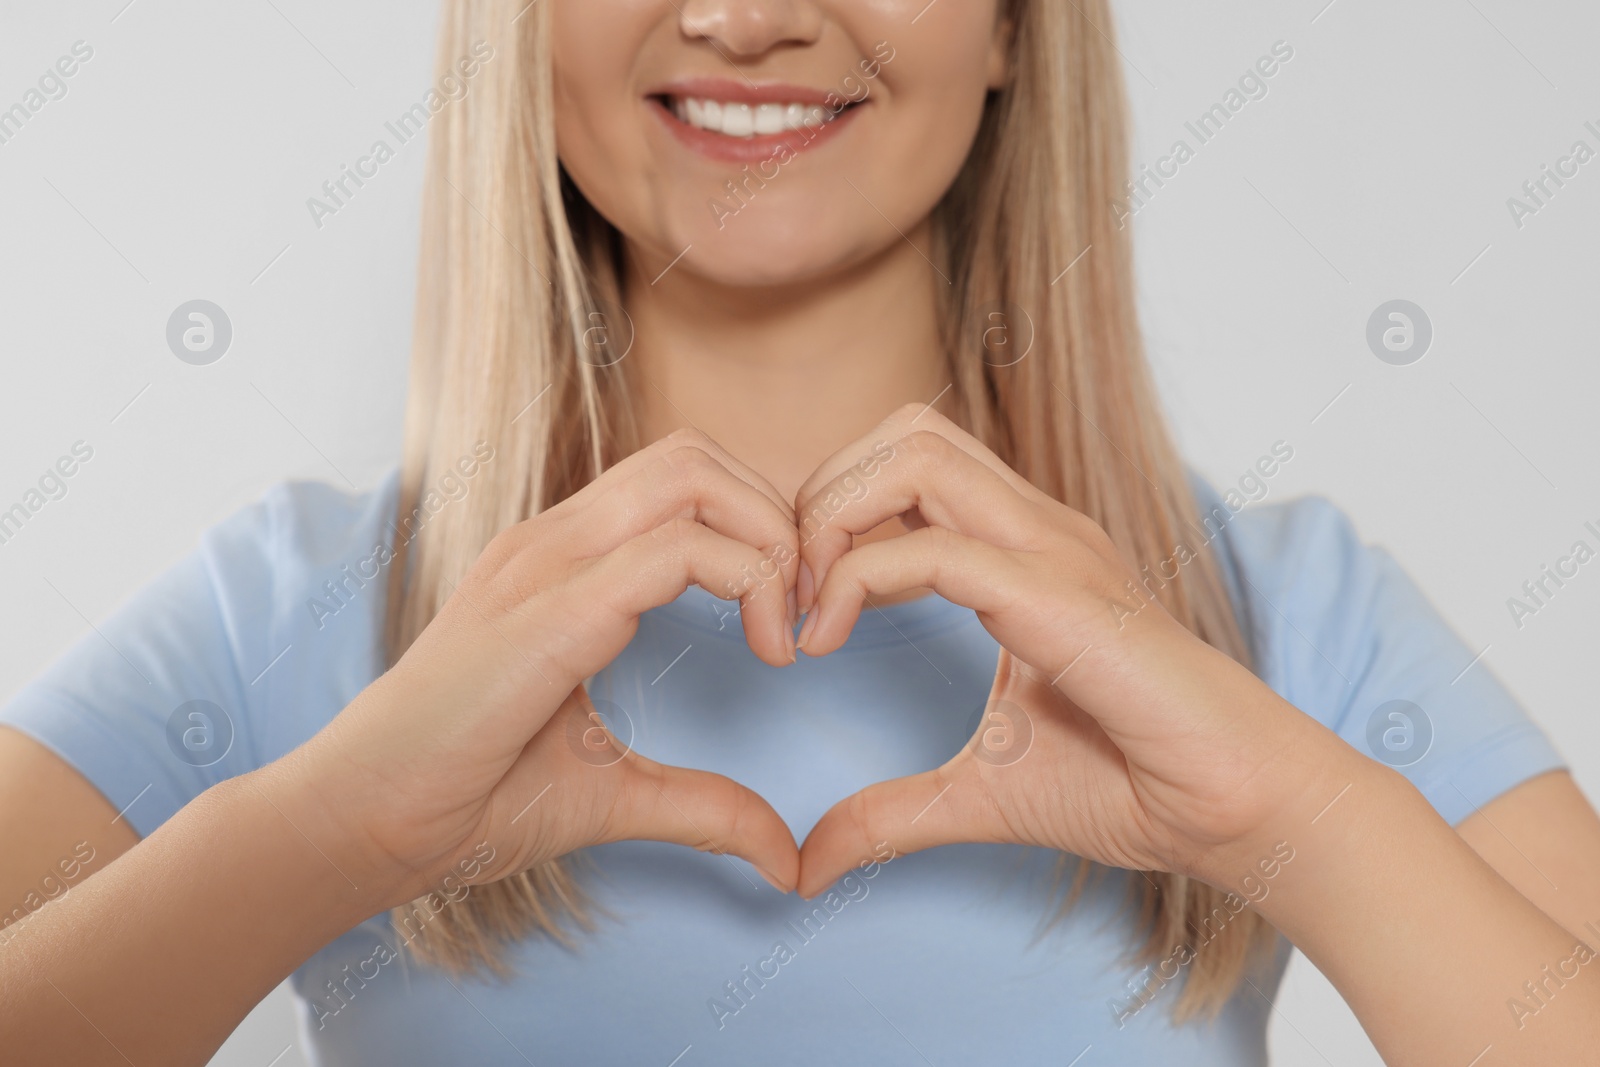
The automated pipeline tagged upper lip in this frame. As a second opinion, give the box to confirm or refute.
[643,77,842,107]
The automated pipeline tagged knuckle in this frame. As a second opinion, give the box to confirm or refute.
[901,428,950,464]
[659,443,719,485]
[924,524,958,557]
[473,518,560,598]
[664,426,711,450]
[473,526,523,578]
[1071,514,1121,563]
[918,526,960,584]
[843,787,878,845]
[716,780,751,851]
[892,400,938,426]
[654,515,701,549]
[778,529,801,567]
[825,549,858,589]
[484,550,547,614]
[477,516,544,571]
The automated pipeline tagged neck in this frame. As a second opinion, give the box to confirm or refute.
[622,226,950,505]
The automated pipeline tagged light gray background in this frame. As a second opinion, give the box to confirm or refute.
[2,1,1595,1064]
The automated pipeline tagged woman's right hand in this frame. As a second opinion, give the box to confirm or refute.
[271,428,804,908]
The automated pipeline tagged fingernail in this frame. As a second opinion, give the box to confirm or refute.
[784,618,796,663]
[786,585,798,627]
[756,866,792,893]
[797,609,818,650]
[797,561,814,614]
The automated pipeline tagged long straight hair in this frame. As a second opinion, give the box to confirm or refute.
[384,0,1278,1021]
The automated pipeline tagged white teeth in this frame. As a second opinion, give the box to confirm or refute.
[722,103,754,137]
[753,103,785,135]
[669,96,841,138]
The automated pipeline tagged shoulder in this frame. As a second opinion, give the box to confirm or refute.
[1188,475,1386,665]
[228,469,403,567]
[248,470,405,628]
[1184,471,1565,824]
[212,469,404,753]
[0,469,402,838]
[1185,470,1421,712]
[185,470,403,672]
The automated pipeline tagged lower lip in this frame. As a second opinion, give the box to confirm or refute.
[648,97,863,165]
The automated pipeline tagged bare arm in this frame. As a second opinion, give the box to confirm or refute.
[1457,769,1600,949]
[0,429,806,1065]
[0,729,137,923]
[0,727,401,1065]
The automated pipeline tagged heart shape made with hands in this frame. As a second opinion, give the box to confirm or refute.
[550,403,1293,902]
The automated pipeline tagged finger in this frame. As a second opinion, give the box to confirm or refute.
[489,440,798,596]
[556,426,792,524]
[576,445,799,592]
[605,755,800,893]
[794,429,1036,610]
[657,426,793,520]
[799,526,1021,656]
[575,517,795,666]
[796,760,1008,899]
[795,402,1045,512]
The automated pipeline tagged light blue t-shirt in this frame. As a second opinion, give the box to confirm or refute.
[0,469,1565,1066]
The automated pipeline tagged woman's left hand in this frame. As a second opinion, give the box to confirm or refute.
[792,404,1360,898]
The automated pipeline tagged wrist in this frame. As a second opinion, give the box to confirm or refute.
[242,742,428,919]
[1193,736,1408,923]
[1188,713,1392,893]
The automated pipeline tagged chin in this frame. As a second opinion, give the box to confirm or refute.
[674,204,871,290]
[694,243,853,291]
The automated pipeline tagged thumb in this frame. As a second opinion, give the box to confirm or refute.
[797,760,1009,899]
[603,756,801,894]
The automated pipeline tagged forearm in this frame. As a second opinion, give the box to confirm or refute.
[0,763,397,1066]
[1236,748,1600,1065]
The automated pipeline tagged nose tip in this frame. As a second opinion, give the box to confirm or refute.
[678,0,824,58]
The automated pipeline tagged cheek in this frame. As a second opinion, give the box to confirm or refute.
[856,47,994,220]
[793,32,990,259]
[551,9,661,237]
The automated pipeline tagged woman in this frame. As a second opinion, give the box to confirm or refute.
[3,1,1598,1063]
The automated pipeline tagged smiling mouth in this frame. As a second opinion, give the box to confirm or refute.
[653,94,861,139]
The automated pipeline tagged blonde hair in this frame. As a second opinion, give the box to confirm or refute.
[385,0,1277,1022]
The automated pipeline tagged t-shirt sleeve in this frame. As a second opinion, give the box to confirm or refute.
[1214,489,1567,826]
[0,496,285,838]
[0,469,401,840]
